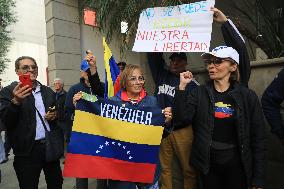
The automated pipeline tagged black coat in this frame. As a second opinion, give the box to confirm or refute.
[55,90,68,137]
[173,81,266,188]
[55,90,67,122]
[0,82,57,156]
[261,67,284,139]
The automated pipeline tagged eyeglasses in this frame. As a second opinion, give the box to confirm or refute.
[204,58,232,67]
[128,76,145,83]
[19,65,38,72]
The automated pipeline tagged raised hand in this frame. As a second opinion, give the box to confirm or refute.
[179,71,193,90]
[211,7,228,23]
[73,91,83,106]
[85,50,97,74]
[85,50,96,67]
[12,83,32,105]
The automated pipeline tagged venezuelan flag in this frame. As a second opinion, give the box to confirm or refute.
[214,102,234,119]
[63,98,164,183]
[103,37,120,99]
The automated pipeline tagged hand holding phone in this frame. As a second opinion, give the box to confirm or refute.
[45,106,56,121]
[48,106,56,112]
[19,74,32,89]
[12,83,32,105]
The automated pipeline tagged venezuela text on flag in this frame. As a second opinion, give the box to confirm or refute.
[63,93,164,183]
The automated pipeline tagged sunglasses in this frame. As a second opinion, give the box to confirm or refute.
[204,58,232,67]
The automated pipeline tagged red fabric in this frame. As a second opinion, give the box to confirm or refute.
[63,153,156,183]
[121,89,147,103]
[114,74,121,96]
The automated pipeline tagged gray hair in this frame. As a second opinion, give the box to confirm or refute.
[53,78,64,87]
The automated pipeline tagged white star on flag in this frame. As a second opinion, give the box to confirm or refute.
[105,141,109,146]
[99,145,103,149]
[96,150,100,154]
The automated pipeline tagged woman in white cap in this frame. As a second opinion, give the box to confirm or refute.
[173,8,265,189]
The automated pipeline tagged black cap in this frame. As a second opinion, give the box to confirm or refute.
[169,52,187,62]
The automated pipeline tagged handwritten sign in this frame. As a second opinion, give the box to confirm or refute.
[132,0,215,52]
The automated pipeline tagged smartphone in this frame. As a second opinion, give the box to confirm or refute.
[19,74,32,88]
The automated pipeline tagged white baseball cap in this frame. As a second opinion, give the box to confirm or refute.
[201,46,239,64]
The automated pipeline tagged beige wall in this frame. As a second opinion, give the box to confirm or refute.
[45,0,81,89]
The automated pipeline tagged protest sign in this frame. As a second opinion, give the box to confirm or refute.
[132,0,215,52]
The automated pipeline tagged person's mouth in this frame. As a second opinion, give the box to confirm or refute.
[208,71,216,75]
[133,85,142,89]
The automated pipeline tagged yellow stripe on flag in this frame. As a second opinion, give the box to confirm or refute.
[103,37,115,97]
[73,110,163,145]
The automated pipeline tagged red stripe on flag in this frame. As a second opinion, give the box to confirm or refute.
[114,74,121,96]
[63,153,156,183]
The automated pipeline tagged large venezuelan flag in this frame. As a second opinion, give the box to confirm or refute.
[103,37,120,99]
[63,96,164,183]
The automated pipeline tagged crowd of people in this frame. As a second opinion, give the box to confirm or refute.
[0,7,283,189]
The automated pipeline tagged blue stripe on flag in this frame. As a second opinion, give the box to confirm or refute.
[109,56,120,84]
[68,132,159,164]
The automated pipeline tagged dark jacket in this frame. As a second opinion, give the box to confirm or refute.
[261,68,284,139]
[65,73,104,141]
[55,89,67,122]
[147,53,198,110]
[221,20,251,87]
[0,82,57,156]
[173,82,265,188]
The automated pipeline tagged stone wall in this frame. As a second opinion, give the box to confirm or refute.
[45,0,81,89]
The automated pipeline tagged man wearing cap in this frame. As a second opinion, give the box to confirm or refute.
[65,51,104,189]
[147,51,198,189]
